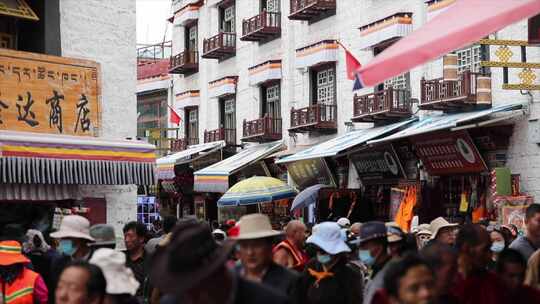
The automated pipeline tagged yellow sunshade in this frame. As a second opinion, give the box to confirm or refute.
[0,0,39,21]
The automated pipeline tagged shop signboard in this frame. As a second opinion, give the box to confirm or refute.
[0,48,100,136]
[351,144,406,181]
[412,130,487,175]
[286,158,334,189]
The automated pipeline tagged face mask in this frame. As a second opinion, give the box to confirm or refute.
[358,250,376,266]
[490,241,505,253]
[316,253,332,264]
[58,239,77,256]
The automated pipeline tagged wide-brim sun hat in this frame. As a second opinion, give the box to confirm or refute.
[151,220,235,294]
[89,224,116,247]
[50,215,95,241]
[429,217,458,240]
[89,248,139,295]
[231,214,283,240]
[307,222,351,255]
[0,240,30,266]
[352,221,388,245]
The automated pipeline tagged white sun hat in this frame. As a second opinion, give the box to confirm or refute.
[89,248,140,295]
[307,222,351,255]
[50,215,95,241]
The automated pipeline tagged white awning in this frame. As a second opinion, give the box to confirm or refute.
[173,4,200,26]
[295,40,339,69]
[194,141,285,193]
[156,141,225,179]
[174,90,200,109]
[276,119,416,164]
[248,60,282,86]
[358,13,413,50]
[368,103,525,145]
[208,76,237,98]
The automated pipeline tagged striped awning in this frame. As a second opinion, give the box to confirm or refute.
[248,60,282,86]
[426,0,456,21]
[173,4,200,26]
[194,141,284,193]
[0,131,156,185]
[358,13,413,50]
[295,40,339,69]
[208,76,237,98]
[174,90,200,109]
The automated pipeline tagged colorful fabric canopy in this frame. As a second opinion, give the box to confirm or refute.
[217,176,297,207]
[355,0,540,87]
[0,131,156,185]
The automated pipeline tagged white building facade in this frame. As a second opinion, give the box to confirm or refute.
[169,0,540,198]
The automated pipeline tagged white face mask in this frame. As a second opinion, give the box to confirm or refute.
[490,241,505,253]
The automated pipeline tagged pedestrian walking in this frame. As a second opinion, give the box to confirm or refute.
[22,229,59,297]
[233,214,298,297]
[54,261,106,304]
[145,216,177,255]
[354,221,392,304]
[0,240,48,304]
[89,248,139,304]
[487,224,508,270]
[509,204,540,261]
[150,220,288,304]
[495,248,540,303]
[452,224,508,304]
[420,242,459,304]
[413,224,432,249]
[293,222,363,304]
[429,217,458,247]
[49,215,95,304]
[383,255,437,304]
[525,249,540,291]
[122,222,148,301]
[273,220,308,272]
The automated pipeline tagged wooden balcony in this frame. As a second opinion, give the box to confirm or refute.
[187,137,199,146]
[202,32,236,60]
[241,11,281,42]
[170,138,187,152]
[352,88,413,123]
[204,128,236,146]
[242,115,282,142]
[419,71,492,111]
[169,50,198,74]
[289,104,337,133]
[289,0,336,21]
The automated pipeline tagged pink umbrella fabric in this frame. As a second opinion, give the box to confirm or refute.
[355,0,540,88]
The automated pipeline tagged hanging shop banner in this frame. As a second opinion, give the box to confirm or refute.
[350,144,406,181]
[286,158,334,189]
[412,130,487,175]
[0,48,100,136]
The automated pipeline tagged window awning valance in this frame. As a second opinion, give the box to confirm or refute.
[208,76,237,98]
[0,131,156,185]
[426,0,456,21]
[358,13,413,50]
[173,4,200,26]
[248,60,282,86]
[174,90,200,109]
[295,40,339,69]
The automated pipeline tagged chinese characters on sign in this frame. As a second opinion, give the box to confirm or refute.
[0,48,100,136]
[286,158,334,189]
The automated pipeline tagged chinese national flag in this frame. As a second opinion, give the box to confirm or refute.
[168,105,181,125]
[345,48,362,80]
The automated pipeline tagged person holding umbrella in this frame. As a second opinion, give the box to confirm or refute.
[293,222,363,304]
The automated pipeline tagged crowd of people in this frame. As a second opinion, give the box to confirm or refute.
[2,204,540,304]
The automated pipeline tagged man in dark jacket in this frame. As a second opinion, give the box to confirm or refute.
[233,214,298,297]
[151,219,289,304]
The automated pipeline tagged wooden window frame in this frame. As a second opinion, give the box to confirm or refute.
[310,63,336,105]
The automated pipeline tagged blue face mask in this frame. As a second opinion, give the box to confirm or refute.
[317,253,332,264]
[490,241,505,253]
[358,250,376,266]
[58,239,77,256]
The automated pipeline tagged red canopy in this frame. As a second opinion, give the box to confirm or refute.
[356,0,540,87]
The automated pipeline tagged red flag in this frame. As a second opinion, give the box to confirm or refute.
[345,48,362,80]
[168,105,181,125]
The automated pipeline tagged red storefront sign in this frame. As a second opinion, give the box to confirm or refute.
[412,130,487,175]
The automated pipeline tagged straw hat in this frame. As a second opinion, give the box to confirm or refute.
[50,215,95,241]
[429,217,457,240]
[89,248,139,295]
[0,240,30,266]
[232,214,282,240]
[307,222,351,255]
